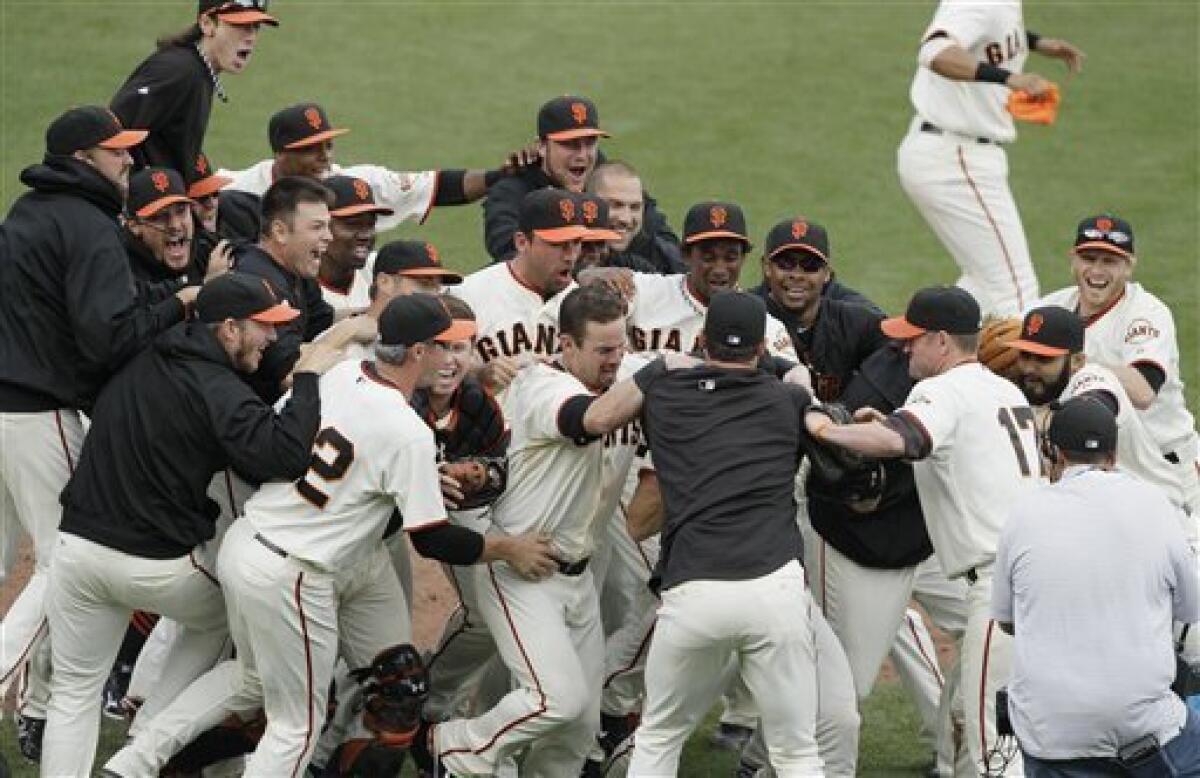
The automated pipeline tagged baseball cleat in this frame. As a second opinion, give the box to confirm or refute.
[15,713,45,762]
[709,722,753,752]
[102,662,134,720]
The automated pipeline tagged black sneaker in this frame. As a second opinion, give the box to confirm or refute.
[598,712,636,758]
[102,662,134,720]
[16,713,45,762]
[409,719,456,777]
[709,722,753,752]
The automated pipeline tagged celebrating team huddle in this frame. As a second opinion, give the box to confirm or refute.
[0,1,1197,777]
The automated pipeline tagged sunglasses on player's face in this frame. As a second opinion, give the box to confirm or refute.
[1079,228,1131,246]
[769,252,826,273]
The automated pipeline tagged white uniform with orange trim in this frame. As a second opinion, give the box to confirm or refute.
[220,160,438,233]
[897,0,1037,317]
[896,361,1040,776]
[319,273,372,313]
[433,359,628,777]
[1039,282,1200,513]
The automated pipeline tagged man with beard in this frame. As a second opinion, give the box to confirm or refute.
[316,175,395,312]
[484,98,680,268]
[124,167,204,291]
[586,161,685,274]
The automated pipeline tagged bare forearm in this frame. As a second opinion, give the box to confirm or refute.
[1110,364,1156,410]
[929,45,986,81]
[627,473,663,542]
[583,377,644,436]
[816,420,907,459]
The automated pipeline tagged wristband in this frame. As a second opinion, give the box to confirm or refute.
[1026,30,1041,51]
[484,168,504,187]
[975,63,1012,85]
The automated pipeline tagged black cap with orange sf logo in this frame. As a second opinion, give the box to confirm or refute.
[1005,306,1084,357]
[537,96,610,142]
[518,189,589,244]
[682,201,751,248]
[268,103,349,152]
[127,167,194,219]
[198,0,278,26]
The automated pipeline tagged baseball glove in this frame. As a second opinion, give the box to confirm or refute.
[800,403,869,484]
[1007,83,1061,125]
[978,316,1023,381]
[442,456,506,510]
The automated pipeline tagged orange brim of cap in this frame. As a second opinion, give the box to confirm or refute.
[135,194,195,219]
[215,9,279,25]
[765,243,828,263]
[330,203,396,218]
[434,318,477,343]
[880,317,926,340]
[187,175,232,199]
[1005,339,1069,357]
[545,129,610,142]
[250,302,300,324]
[534,225,590,243]
[684,231,752,246]
[99,129,149,150]
[399,267,464,284]
[284,128,350,150]
[583,228,622,242]
[1073,242,1133,260]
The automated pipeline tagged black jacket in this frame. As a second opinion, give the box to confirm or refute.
[0,157,185,412]
[483,166,683,273]
[59,321,321,559]
[232,243,334,402]
[191,188,264,279]
[111,44,214,175]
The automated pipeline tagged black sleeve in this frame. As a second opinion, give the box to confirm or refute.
[434,169,468,206]
[855,309,889,364]
[557,395,601,445]
[216,191,263,242]
[884,411,932,460]
[1133,362,1166,395]
[302,280,335,340]
[409,522,485,566]
[134,277,186,306]
[207,371,321,484]
[787,382,814,414]
[483,177,526,262]
[248,327,301,404]
[759,354,798,379]
[110,52,194,172]
[633,358,668,393]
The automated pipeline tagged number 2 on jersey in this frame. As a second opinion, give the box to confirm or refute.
[996,406,1038,477]
[295,427,355,508]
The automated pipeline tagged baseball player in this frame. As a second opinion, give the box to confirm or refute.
[587,161,686,274]
[1037,214,1200,515]
[897,0,1084,316]
[812,285,1041,776]
[102,294,557,777]
[219,102,531,233]
[317,175,396,312]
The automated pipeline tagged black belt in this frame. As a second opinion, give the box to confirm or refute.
[919,121,995,145]
[254,532,288,558]
[965,567,978,585]
[557,557,590,576]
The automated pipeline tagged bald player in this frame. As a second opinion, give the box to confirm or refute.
[897,0,1084,316]
[812,285,1040,775]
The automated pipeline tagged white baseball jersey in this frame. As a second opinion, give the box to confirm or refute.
[1062,363,1187,510]
[1039,283,1197,457]
[451,262,573,366]
[244,359,446,571]
[898,362,1040,577]
[491,362,605,563]
[318,273,371,313]
[597,354,651,529]
[219,160,437,233]
[625,273,798,360]
[910,0,1029,142]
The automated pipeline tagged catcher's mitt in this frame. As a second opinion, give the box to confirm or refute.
[442,456,506,510]
[801,403,868,483]
[978,316,1023,381]
[349,644,429,748]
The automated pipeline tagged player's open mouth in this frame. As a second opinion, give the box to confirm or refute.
[234,48,253,66]
[164,235,191,263]
[567,165,588,181]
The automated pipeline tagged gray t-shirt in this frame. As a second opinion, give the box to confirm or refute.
[635,362,809,592]
[992,467,1200,758]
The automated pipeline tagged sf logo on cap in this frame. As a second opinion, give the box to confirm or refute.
[1095,217,1114,232]
[559,198,576,222]
[353,179,371,201]
[582,200,599,224]
[1026,313,1044,336]
[425,243,440,265]
[304,107,324,130]
[570,102,589,126]
[710,206,728,228]
[151,171,171,193]
[791,220,808,240]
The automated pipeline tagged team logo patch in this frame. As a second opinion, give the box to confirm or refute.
[425,243,440,265]
[570,102,589,126]
[559,198,576,222]
[353,179,371,201]
[1026,313,1044,336]
[1096,217,1114,232]
[710,206,728,228]
[582,200,599,224]
[1124,318,1160,345]
[791,220,808,240]
[151,171,170,193]
[304,107,324,130]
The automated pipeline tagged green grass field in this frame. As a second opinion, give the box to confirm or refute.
[0,1,1196,775]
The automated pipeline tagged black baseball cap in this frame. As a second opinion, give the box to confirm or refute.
[537,96,610,142]
[374,240,462,285]
[519,189,589,243]
[704,291,765,350]
[324,175,395,218]
[764,217,830,264]
[196,272,299,324]
[186,151,232,198]
[683,201,751,247]
[379,293,476,346]
[269,103,348,152]
[1073,214,1135,260]
[881,285,982,340]
[46,105,147,156]
[578,193,621,242]
[1048,396,1117,454]
[198,0,278,26]
[127,167,194,219]
[1007,306,1084,358]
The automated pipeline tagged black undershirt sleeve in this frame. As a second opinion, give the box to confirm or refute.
[434,169,468,206]
[884,411,932,460]
[1133,362,1166,395]
[409,522,485,566]
[557,395,601,445]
